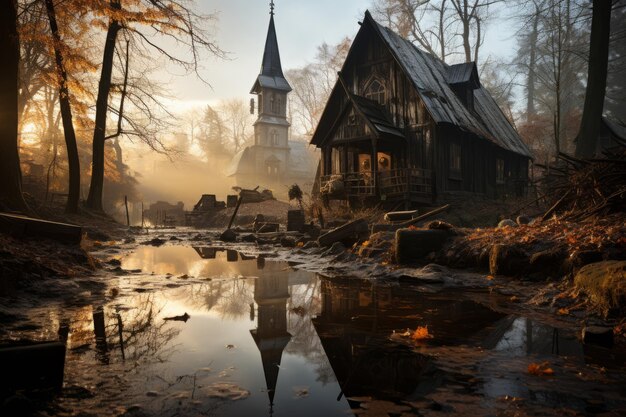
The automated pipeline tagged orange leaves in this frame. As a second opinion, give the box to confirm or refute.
[528,362,554,376]
[411,326,433,341]
[557,308,569,316]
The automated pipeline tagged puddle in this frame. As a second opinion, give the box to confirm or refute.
[2,245,625,416]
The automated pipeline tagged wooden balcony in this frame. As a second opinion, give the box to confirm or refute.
[320,168,432,203]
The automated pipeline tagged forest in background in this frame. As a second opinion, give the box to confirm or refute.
[2,0,625,218]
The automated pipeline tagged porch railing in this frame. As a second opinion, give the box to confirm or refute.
[320,168,432,201]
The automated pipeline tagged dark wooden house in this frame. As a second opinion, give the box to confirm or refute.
[310,11,532,207]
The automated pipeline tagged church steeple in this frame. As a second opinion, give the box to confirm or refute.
[251,2,292,93]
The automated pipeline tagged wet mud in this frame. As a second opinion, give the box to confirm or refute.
[1,229,625,416]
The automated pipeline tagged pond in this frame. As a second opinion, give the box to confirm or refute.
[3,245,626,416]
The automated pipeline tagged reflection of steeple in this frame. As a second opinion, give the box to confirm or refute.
[250,272,292,409]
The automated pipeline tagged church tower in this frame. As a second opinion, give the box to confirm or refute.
[250,1,291,180]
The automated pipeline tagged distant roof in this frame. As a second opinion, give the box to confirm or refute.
[311,11,532,159]
[251,15,292,94]
[287,140,319,174]
[225,148,253,177]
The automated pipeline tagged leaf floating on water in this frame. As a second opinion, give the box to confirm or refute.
[528,361,555,376]
[411,326,433,340]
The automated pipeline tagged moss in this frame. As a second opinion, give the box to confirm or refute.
[574,261,626,316]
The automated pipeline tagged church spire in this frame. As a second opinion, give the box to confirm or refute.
[250,1,292,93]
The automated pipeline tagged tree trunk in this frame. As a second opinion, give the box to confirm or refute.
[45,0,81,214]
[526,5,539,120]
[0,0,28,212]
[575,0,612,158]
[86,0,121,211]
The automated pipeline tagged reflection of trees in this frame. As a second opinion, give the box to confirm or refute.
[112,294,180,365]
[179,279,255,320]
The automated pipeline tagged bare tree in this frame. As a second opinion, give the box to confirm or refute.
[86,0,224,211]
[575,0,613,157]
[0,0,28,211]
[44,0,81,213]
[286,38,350,136]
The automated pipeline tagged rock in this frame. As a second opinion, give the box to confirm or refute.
[395,229,452,264]
[106,259,121,267]
[146,237,165,247]
[497,219,517,228]
[280,237,297,248]
[302,241,319,250]
[85,228,111,242]
[516,215,531,225]
[240,234,257,243]
[489,244,528,276]
[574,261,626,316]
[169,236,180,241]
[219,229,238,242]
[302,223,321,239]
[529,248,567,277]
[426,220,455,230]
[566,250,604,272]
[123,237,136,244]
[582,326,614,347]
[323,242,346,256]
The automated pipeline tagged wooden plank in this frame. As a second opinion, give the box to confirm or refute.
[318,218,369,247]
[0,212,82,244]
[384,210,418,222]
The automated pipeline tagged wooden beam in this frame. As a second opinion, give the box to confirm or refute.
[0,212,82,244]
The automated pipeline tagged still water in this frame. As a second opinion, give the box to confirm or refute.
[12,245,626,416]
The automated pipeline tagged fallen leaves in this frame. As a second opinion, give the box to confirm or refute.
[528,361,554,376]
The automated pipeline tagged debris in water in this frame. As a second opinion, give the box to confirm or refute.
[528,362,555,376]
[204,383,250,400]
[163,313,190,322]
[411,326,433,340]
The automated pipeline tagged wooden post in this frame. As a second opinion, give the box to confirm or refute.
[227,196,243,229]
[124,195,130,226]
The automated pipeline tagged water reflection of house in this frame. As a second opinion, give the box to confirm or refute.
[250,269,292,409]
[311,278,506,402]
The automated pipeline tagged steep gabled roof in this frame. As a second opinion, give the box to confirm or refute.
[311,11,532,159]
[251,15,292,93]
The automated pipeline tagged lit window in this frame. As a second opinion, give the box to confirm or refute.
[365,79,386,105]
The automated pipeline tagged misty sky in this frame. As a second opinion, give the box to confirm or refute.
[165,0,517,110]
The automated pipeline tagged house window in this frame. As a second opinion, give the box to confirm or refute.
[449,142,462,179]
[365,79,386,105]
[496,159,505,184]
